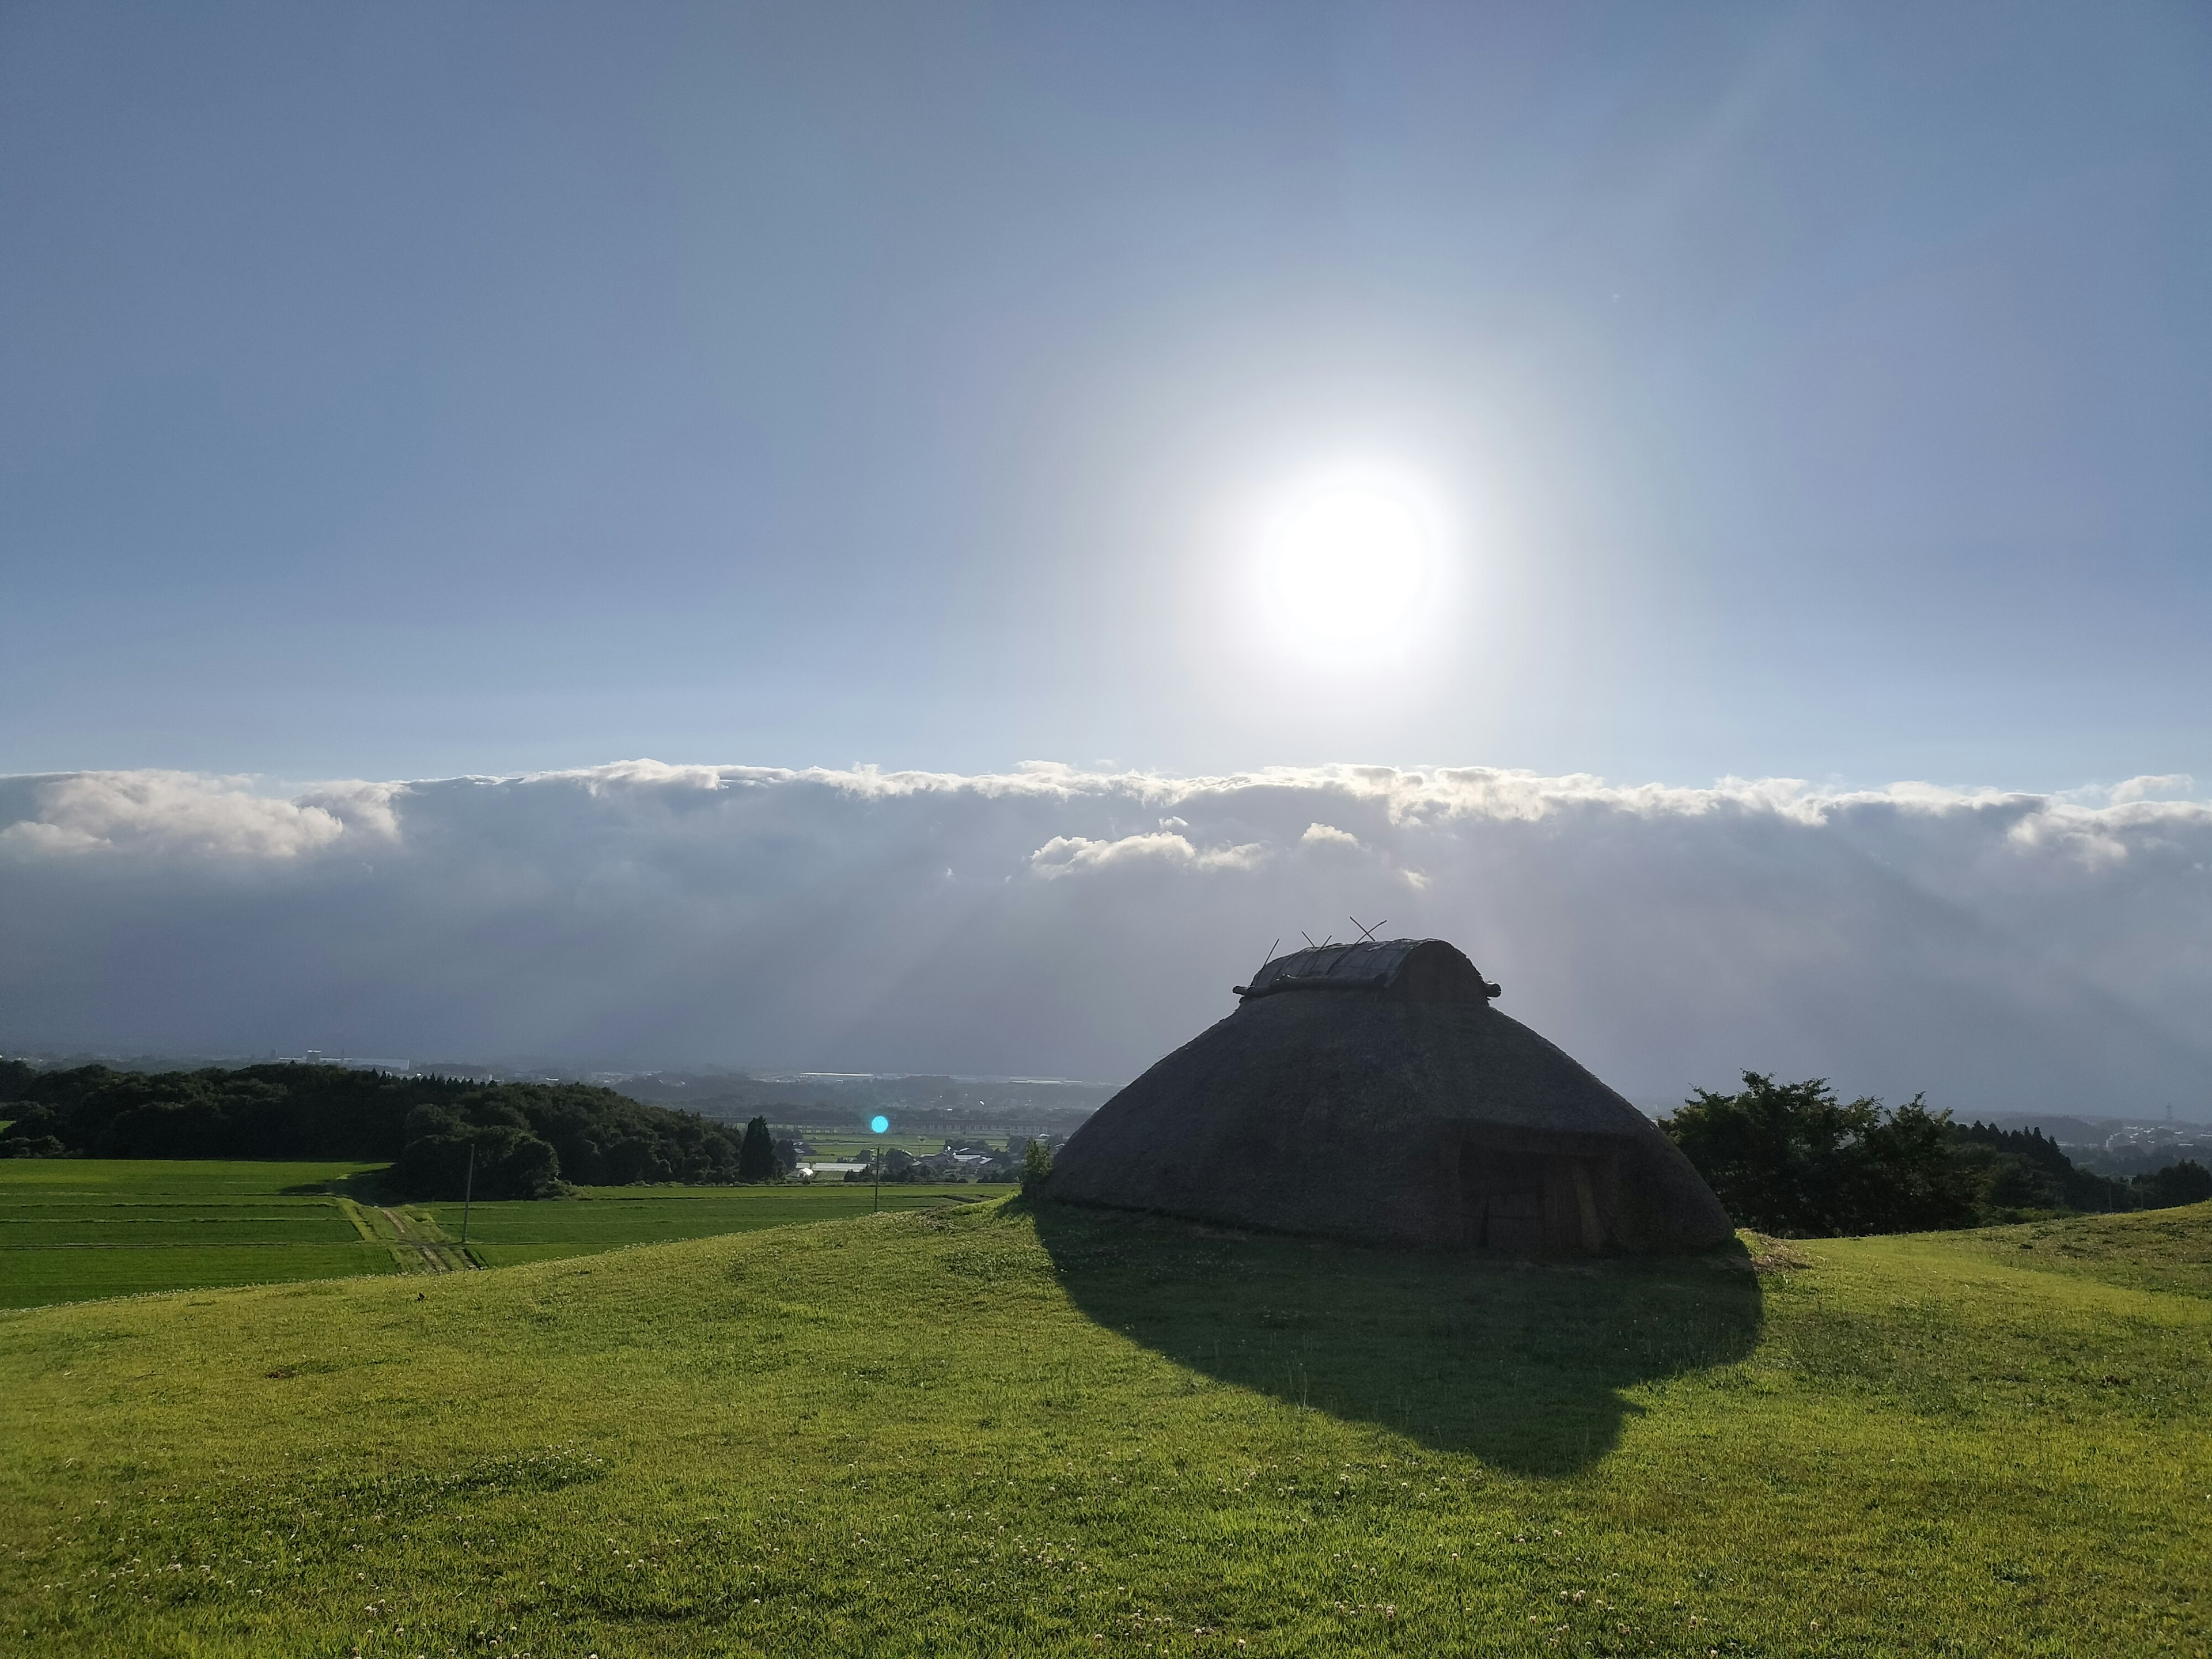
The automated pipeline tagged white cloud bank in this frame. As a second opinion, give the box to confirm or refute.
[0,770,401,858]
[3,762,2208,1113]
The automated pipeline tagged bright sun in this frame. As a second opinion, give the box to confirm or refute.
[1256,472,1440,660]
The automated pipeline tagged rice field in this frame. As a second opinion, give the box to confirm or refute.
[0,1160,978,1305]
[0,1160,399,1308]
[796,1132,1005,1159]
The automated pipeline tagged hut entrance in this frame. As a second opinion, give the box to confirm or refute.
[1459,1141,1609,1253]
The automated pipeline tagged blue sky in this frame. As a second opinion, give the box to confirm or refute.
[5,5,2212,1096]
[7,1,2208,790]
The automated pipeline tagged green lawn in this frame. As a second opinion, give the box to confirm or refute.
[2,1197,2206,1656]
[1936,1204,2212,1298]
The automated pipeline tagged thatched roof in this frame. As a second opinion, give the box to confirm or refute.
[1236,937,1501,1002]
[1046,938,1732,1254]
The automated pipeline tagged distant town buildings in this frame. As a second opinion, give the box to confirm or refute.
[291,1052,414,1073]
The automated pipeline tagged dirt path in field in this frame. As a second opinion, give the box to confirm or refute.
[380,1207,477,1273]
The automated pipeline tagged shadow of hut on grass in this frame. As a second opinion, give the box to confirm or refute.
[1032,1200,1763,1477]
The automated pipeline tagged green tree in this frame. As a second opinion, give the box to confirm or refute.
[0,1061,747,1192]
[2138,1159,2212,1209]
[1660,1073,1978,1237]
[738,1115,779,1183]
[392,1124,562,1200]
[1021,1137,1052,1194]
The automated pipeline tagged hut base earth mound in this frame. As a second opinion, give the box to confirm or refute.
[1046,938,1732,1255]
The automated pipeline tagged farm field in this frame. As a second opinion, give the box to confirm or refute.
[0,1161,978,1306]
[2,1199,2207,1656]
[794,1132,1003,1159]
[0,1160,400,1309]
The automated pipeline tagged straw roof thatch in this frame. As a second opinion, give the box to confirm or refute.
[1046,938,1732,1253]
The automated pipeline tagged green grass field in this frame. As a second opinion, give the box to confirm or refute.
[3,1196,2206,1656]
[0,1160,402,1308]
[415,1183,985,1267]
[0,1161,979,1305]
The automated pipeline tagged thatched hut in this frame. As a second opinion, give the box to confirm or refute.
[1044,938,1732,1253]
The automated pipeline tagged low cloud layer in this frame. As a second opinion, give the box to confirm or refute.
[3,761,2208,1114]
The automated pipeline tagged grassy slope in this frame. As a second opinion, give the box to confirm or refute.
[2,1199,2206,1658]
[418,1183,980,1268]
[0,1161,979,1305]
[1934,1207,2212,1300]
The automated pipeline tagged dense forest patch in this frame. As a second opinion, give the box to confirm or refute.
[1662,1071,2212,1237]
[0,1062,747,1198]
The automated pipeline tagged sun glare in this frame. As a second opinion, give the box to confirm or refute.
[1255,470,1442,661]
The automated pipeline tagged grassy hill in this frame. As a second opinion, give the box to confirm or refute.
[3,1198,2207,1656]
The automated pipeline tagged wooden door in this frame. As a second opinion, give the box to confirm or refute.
[1460,1146,1547,1252]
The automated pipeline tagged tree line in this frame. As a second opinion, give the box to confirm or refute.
[0,1061,787,1199]
[1661,1072,2212,1237]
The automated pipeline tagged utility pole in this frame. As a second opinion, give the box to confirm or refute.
[461,1143,475,1251]
[871,1113,889,1213]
